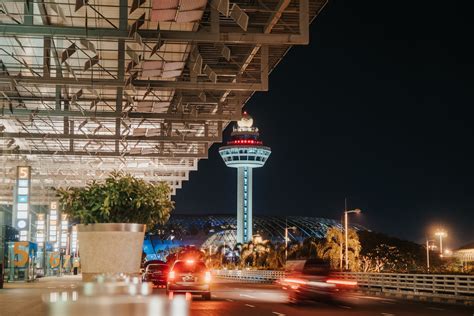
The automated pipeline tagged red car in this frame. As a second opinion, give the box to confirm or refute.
[280,259,357,304]
[166,260,212,300]
[143,263,168,287]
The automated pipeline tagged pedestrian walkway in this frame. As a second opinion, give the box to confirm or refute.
[0,275,81,316]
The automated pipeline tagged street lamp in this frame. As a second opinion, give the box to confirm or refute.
[434,229,447,255]
[284,226,297,262]
[344,208,361,270]
[426,239,435,271]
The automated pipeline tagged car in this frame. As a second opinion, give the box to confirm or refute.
[166,259,212,300]
[143,263,168,287]
[280,259,357,304]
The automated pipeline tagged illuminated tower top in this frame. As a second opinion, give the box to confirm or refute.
[219,112,271,168]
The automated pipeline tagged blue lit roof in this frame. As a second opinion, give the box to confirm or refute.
[145,214,365,258]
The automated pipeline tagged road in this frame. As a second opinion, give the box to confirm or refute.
[0,276,473,315]
[177,280,474,316]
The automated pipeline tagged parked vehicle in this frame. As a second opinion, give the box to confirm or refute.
[280,259,357,304]
[166,259,212,300]
[143,263,168,287]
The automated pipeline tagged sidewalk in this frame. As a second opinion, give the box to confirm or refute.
[0,275,82,316]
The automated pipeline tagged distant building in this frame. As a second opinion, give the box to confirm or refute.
[144,214,364,260]
[454,242,474,264]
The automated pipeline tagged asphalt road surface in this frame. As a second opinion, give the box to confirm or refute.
[1,276,473,316]
[167,280,474,316]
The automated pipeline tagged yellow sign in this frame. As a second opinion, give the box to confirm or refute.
[49,252,60,268]
[13,242,29,267]
[63,255,71,269]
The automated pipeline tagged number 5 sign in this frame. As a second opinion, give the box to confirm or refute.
[17,167,30,179]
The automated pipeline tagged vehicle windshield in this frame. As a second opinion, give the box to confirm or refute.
[146,264,167,272]
[172,261,207,273]
[302,259,331,276]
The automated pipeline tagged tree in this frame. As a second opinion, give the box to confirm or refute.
[358,231,427,273]
[300,236,325,259]
[323,227,361,271]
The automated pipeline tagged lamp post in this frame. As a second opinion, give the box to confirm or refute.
[284,225,297,262]
[434,229,447,255]
[426,239,434,271]
[344,208,361,270]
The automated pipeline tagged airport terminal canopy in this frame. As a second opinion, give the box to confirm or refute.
[0,0,327,204]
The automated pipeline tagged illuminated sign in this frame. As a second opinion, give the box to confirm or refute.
[13,241,30,267]
[49,201,58,251]
[49,252,60,269]
[60,214,68,249]
[14,166,31,241]
[35,214,45,246]
[71,226,78,254]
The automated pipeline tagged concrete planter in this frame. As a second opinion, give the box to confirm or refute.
[77,223,146,282]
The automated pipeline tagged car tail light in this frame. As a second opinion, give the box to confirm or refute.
[204,271,211,283]
[326,279,357,286]
[168,271,175,281]
[282,278,308,285]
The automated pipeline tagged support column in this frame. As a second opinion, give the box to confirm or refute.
[236,167,244,243]
[237,166,253,244]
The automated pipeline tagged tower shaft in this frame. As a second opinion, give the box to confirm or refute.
[237,167,253,243]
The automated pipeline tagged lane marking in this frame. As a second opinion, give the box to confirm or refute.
[272,312,286,316]
[226,299,234,302]
[240,294,256,299]
[358,296,396,302]
[245,304,255,308]
[339,305,352,309]
[381,301,396,305]
[428,307,445,311]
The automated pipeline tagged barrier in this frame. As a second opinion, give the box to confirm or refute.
[214,269,474,304]
[331,272,474,300]
[214,269,284,283]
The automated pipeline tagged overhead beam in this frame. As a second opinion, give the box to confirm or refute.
[0,25,309,45]
[219,0,292,102]
[1,150,207,158]
[0,132,220,142]
[2,108,240,121]
[0,174,189,183]
[0,75,266,91]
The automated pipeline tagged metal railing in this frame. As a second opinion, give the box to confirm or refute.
[215,269,474,301]
[214,269,284,282]
[331,272,474,298]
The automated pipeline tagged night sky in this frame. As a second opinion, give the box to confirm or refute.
[175,0,474,248]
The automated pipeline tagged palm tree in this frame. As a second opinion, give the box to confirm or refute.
[300,237,325,259]
[239,242,254,268]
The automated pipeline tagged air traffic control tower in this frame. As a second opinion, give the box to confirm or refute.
[219,113,271,243]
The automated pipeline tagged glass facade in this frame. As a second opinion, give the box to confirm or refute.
[149,215,364,252]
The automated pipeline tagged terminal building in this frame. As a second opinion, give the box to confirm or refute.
[0,1,328,279]
[454,242,474,271]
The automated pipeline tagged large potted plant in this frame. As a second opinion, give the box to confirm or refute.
[57,171,174,281]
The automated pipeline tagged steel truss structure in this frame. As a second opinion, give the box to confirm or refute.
[0,0,327,204]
